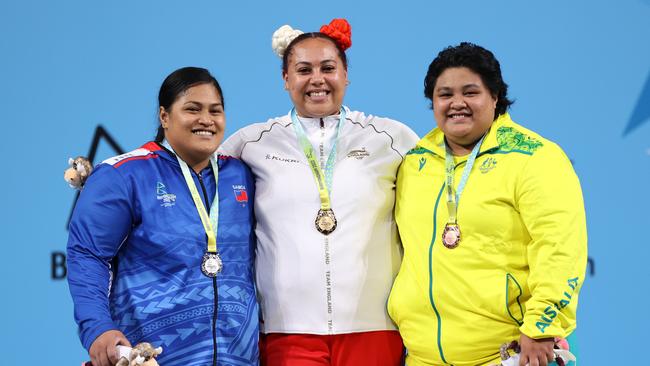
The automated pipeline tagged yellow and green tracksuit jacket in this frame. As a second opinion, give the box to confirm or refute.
[388,114,587,366]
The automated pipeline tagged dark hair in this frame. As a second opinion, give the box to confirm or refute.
[155,67,224,142]
[423,42,513,119]
[282,32,348,73]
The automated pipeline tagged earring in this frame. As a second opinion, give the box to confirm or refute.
[346,80,351,86]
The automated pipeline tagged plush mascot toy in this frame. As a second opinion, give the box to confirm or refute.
[115,342,163,366]
[64,156,92,189]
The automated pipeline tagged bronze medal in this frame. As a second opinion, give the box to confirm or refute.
[201,252,222,277]
[315,208,337,235]
[442,223,461,249]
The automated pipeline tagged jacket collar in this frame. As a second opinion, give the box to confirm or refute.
[288,105,350,126]
[141,141,220,171]
[417,113,514,158]
[142,141,177,165]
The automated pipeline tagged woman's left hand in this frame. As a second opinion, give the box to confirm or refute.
[518,333,555,366]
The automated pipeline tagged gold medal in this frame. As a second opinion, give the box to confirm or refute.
[442,223,461,249]
[201,252,222,277]
[291,108,346,237]
[315,208,337,235]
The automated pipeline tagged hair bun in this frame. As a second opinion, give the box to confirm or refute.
[319,18,352,51]
[272,25,304,58]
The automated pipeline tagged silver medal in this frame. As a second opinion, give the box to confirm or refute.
[201,252,222,277]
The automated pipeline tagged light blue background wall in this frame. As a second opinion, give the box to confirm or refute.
[1,0,648,364]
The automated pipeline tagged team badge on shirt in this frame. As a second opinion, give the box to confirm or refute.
[479,157,497,174]
[232,185,249,203]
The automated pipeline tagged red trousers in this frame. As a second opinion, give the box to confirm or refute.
[260,331,404,366]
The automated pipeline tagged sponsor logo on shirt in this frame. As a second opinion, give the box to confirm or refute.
[418,157,427,171]
[265,153,300,164]
[232,184,248,203]
[156,181,176,207]
[347,147,370,160]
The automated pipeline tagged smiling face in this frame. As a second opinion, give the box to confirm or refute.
[432,67,497,155]
[283,37,348,118]
[159,83,224,171]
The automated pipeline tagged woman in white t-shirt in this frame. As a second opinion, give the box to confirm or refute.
[219,18,418,366]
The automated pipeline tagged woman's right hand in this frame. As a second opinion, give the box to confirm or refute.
[89,329,131,366]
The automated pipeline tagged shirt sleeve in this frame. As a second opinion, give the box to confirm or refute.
[66,164,134,351]
[516,142,588,339]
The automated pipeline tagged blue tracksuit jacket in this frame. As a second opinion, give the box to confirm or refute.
[67,142,259,366]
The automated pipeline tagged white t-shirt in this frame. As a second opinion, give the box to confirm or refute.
[219,107,418,334]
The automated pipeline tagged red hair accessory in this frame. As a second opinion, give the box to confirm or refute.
[319,18,352,51]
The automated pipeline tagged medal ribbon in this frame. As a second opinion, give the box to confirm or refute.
[290,107,345,210]
[444,135,486,223]
[163,141,219,253]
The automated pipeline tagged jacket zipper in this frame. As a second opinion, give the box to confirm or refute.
[319,118,325,167]
[197,171,219,366]
[428,181,450,364]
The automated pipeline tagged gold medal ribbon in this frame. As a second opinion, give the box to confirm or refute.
[290,107,345,211]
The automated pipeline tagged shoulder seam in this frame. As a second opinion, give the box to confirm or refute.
[112,153,158,168]
[241,120,292,156]
[488,149,533,156]
[347,117,405,159]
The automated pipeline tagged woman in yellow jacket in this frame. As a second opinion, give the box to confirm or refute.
[388,43,587,366]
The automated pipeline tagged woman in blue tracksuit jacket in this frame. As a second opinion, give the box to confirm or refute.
[67,67,259,366]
